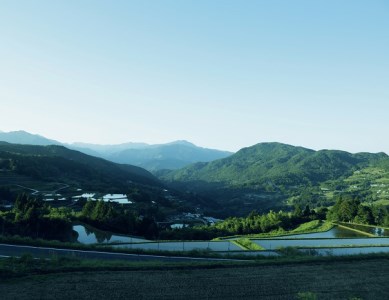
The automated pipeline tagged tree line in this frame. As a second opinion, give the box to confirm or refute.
[159,205,322,240]
[159,196,389,240]
[79,200,158,238]
[1,192,389,242]
[0,194,74,241]
[326,194,389,226]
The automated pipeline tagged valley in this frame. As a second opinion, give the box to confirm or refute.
[1,138,389,299]
[2,1,388,298]
[1,140,389,241]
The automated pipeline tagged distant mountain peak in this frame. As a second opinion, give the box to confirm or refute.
[0,130,60,146]
[0,130,233,171]
[168,140,196,147]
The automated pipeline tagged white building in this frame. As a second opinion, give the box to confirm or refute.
[103,194,133,204]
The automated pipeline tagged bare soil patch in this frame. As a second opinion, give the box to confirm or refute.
[1,259,388,299]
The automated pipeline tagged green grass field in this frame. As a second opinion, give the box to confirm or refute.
[233,238,265,250]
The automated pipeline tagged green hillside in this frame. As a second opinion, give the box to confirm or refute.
[0,142,220,222]
[162,143,389,216]
[0,142,160,191]
[166,143,388,185]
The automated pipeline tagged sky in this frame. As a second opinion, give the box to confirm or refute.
[0,0,388,153]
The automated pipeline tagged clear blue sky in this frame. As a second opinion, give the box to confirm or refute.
[1,0,388,153]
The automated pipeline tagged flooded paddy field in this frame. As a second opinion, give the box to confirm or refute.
[73,224,389,256]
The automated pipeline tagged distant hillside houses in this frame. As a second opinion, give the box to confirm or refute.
[102,194,133,204]
[73,193,133,204]
[73,193,96,200]
[43,193,67,201]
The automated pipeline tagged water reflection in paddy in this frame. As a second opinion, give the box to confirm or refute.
[279,226,367,239]
[338,223,389,237]
[253,238,389,249]
[302,247,389,256]
[73,223,389,256]
[73,224,149,244]
[253,226,389,250]
[113,241,241,252]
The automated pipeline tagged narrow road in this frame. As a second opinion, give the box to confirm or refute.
[51,184,70,193]
[0,243,250,262]
[14,185,39,195]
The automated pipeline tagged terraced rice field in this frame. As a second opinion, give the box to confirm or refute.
[113,241,241,252]
[252,237,389,249]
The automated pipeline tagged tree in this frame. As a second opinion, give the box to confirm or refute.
[354,206,374,224]
[316,207,328,220]
[327,196,360,222]
[81,200,95,218]
[303,205,311,217]
[14,193,29,213]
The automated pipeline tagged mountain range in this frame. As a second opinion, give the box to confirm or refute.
[1,131,389,218]
[0,130,61,146]
[0,131,232,171]
[0,141,159,190]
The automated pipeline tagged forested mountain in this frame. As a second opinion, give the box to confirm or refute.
[0,142,220,225]
[0,131,232,171]
[2,134,389,218]
[165,143,388,186]
[0,142,160,190]
[0,130,61,146]
[106,140,233,171]
[161,143,389,216]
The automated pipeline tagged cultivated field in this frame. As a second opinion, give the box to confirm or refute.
[1,258,388,299]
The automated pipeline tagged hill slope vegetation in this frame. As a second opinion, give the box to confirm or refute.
[166,143,388,185]
[0,142,160,191]
[0,131,232,171]
[162,143,389,216]
[106,140,232,171]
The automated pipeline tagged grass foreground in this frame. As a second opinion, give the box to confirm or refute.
[0,254,389,299]
[214,220,334,240]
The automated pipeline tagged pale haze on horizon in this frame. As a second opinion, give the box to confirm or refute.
[0,0,388,153]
